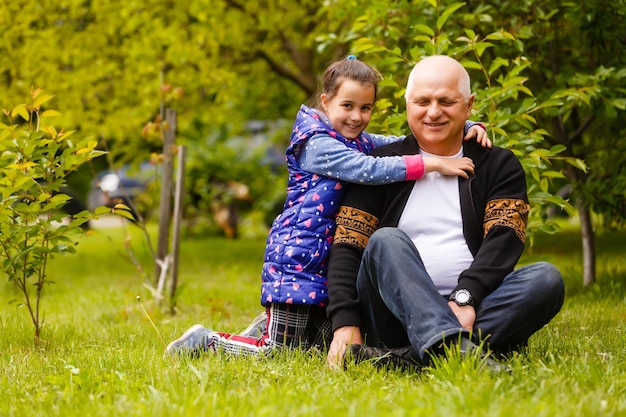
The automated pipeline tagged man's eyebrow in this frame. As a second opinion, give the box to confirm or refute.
[411,95,461,102]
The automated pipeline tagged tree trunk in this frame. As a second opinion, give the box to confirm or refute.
[155,108,176,286]
[169,145,186,314]
[563,159,596,287]
[578,203,596,286]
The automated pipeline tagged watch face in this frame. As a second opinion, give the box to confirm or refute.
[456,291,470,303]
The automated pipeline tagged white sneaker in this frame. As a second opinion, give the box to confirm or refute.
[238,311,267,338]
[166,324,214,357]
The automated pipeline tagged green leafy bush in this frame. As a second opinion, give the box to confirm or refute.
[0,88,105,346]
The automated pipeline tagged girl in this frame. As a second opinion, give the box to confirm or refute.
[167,56,490,357]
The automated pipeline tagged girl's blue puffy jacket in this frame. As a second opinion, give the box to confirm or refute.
[260,105,374,307]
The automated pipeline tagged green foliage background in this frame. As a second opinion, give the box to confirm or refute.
[1,0,624,277]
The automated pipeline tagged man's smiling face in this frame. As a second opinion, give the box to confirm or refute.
[405,57,474,156]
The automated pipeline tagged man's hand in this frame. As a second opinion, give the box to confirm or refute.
[327,326,363,369]
[447,301,476,331]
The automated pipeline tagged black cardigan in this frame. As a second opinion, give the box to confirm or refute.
[327,134,530,332]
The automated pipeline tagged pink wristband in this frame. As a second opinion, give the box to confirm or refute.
[403,154,425,180]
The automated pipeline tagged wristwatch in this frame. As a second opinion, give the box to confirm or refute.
[449,289,474,307]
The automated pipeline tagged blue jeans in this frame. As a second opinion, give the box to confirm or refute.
[356,228,564,363]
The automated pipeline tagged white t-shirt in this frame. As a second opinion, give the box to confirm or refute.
[397,149,474,295]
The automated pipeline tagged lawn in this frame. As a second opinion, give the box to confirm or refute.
[1,220,625,416]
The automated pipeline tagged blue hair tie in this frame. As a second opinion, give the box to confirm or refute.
[346,55,357,61]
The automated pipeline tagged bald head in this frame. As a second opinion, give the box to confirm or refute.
[403,55,475,156]
[405,55,471,101]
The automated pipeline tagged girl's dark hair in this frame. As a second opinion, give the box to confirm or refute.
[308,57,382,109]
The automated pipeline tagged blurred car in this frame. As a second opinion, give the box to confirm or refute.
[87,162,156,220]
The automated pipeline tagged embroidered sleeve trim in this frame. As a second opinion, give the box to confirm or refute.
[483,198,530,242]
[334,206,379,249]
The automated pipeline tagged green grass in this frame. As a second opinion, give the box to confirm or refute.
[1,222,625,416]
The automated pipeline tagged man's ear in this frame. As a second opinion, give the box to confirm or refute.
[466,94,475,117]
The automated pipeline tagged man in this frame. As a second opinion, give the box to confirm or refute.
[325,55,564,370]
